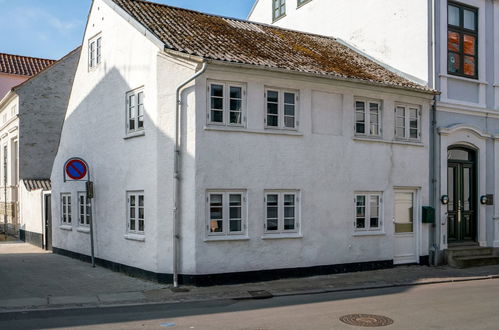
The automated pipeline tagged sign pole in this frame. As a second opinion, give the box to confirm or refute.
[65,158,95,268]
[86,181,95,268]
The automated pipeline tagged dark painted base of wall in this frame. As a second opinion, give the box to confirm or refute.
[54,247,406,286]
[19,229,43,249]
[419,255,430,266]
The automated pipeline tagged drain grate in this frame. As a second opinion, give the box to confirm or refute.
[339,314,394,327]
[247,290,274,299]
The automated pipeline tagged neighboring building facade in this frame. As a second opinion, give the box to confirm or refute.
[0,48,80,247]
[52,0,435,285]
[249,0,499,263]
[0,53,55,99]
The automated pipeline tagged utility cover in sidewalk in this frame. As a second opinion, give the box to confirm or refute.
[339,314,394,327]
[248,290,273,299]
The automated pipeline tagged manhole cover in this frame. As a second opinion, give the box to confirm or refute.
[339,314,394,327]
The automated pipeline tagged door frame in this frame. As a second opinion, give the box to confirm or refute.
[393,187,421,265]
[42,191,52,251]
[438,125,488,250]
[447,146,477,244]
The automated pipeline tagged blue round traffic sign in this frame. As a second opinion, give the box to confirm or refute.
[66,159,88,180]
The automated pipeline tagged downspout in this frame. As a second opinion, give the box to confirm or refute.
[173,61,207,288]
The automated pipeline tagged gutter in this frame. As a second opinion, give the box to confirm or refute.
[173,61,208,288]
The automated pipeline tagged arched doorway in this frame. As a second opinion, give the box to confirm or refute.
[447,146,477,244]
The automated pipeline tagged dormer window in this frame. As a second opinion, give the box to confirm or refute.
[273,0,286,21]
[88,34,102,69]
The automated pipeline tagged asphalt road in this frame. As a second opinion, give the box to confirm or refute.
[1,279,498,330]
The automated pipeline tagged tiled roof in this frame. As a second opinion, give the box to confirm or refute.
[111,0,433,93]
[23,179,51,192]
[0,53,56,77]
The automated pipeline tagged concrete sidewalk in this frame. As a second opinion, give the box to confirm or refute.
[1,242,499,312]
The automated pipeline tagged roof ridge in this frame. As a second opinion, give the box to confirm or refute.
[113,0,340,42]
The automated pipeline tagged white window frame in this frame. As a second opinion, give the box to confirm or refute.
[354,192,383,232]
[126,88,145,134]
[61,193,72,225]
[77,192,90,227]
[394,104,421,141]
[355,99,382,137]
[264,88,299,130]
[264,190,300,234]
[206,190,247,237]
[297,0,312,8]
[207,81,246,127]
[88,34,102,70]
[127,191,145,235]
[273,0,286,21]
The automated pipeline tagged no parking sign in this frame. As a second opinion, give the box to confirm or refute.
[64,158,89,182]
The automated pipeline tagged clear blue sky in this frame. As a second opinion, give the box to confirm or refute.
[0,0,256,60]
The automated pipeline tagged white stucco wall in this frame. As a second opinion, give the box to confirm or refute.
[19,183,44,235]
[494,2,499,110]
[51,0,165,273]
[190,65,433,275]
[248,0,430,84]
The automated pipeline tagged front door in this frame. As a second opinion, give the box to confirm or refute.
[393,190,418,264]
[44,194,52,251]
[447,147,476,243]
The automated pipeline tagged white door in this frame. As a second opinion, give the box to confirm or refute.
[393,191,418,264]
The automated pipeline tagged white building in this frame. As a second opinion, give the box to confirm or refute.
[0,48,80,247]
[51,0,435,285]
[249,0,499,265]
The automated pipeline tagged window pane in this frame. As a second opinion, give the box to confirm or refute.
[463,56,476,76]
[139,195,144,207]
[284,92,295,105]
[370,196,379,229]
[448,53,460,73]
[230,99,241,111]
[448,31,460,52]
[230,220,242,232]
[284,104,295,116]
[211,110,223,123]
[284,218,295,230]
[284,116,295,128]
[356,102,366,134]
[448,5,460,26]
[210,194,223,233]
[230,111,241,124]
[267,206,278,219]
[230,86,241,99]
[211,84,223,97]
[267,115,279,127]
[463,9,476,30]
[267,91,278,103]
[267,219,278,231]
[211,97,223,110]
[138,220,144,232]
[138,207,144,220]
[130,219,136,230]
[130,195,136,207]
[463,35,475,55]
[267,102,278,115]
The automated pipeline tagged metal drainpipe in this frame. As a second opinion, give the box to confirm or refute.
[173,61,207,288]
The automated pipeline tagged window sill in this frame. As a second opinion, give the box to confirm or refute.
[353,137,424,147]
[204,236,250,242]
[124,233,145,242]
[440,73,486,85]
[352,231,385,237]
[59,225,72,231]
[77,227,90,234]
[205,126,303,136]
[124,130,145,140]
[262,233,303,240]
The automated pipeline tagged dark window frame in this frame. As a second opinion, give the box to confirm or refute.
[447,2,479,79]
[297,0,312,8]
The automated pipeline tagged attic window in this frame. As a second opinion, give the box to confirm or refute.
[297,0,312,7]
[88,34,102,70]
[273,0,286,21]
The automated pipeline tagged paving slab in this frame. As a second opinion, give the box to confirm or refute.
[48,295,99,306]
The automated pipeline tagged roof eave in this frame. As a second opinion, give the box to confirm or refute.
[205,59,438,96]
[0,90,18,110]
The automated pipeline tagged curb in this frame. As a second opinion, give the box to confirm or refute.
[1,274,497,314]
